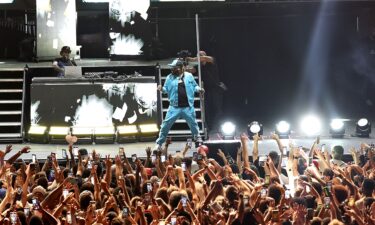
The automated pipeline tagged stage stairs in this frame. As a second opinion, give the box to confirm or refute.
[0,68,25,143]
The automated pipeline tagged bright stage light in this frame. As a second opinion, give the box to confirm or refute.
[249,122,261,134]
[117,125,138,134]
[94,126,115,144]
[330,119,344,130]
[48,126,70,144]
[356,118,371,137]
[139,124,158,142]
[300,115,322,136]
[358,118,369,127]
[139,124,159,133]
[28,125,47,135]
[329,119,345,138]
[221,122,236,136]
[28,125,47,143]
[49,126,70,135]
[247,121,263,138]
[72,127,93,135]
[117,125,139,143]
[72,127,93,144]
[94,126,115,135]
[276,121,290,138]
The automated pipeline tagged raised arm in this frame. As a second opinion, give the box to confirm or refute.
[6,146,30,165]
[248,133,258,166]
[186,55,214,64]
[236,146,243,174]
[271,134,283,172]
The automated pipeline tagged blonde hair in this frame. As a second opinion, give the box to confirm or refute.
[328,219,344,225]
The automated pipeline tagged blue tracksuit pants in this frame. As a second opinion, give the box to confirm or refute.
[156,106,200,145]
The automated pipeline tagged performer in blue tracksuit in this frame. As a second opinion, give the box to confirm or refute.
[155,59,204,149]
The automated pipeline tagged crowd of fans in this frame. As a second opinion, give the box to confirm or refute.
[0,133,374,225]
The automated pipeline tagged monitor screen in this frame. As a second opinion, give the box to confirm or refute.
[30,82,158,127]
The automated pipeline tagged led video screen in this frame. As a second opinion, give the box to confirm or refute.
[30,82,158,128]
[109,0,152,56]
[36,0,77,59]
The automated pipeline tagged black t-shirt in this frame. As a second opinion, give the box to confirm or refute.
[178,75,189,107]
[200,60,220,90]
[54,57,77,66]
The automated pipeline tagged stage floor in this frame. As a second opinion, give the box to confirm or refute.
[0,58,174,70]
[1,136,373,161]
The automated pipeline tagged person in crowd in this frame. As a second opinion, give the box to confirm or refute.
[0,133,374,225]
[329,145,347,168]
[52,46,77,77]
[154,58,204,150]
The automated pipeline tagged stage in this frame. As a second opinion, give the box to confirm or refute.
[0,57,373,162]
[0,58,174,71]
[1,136,373,161]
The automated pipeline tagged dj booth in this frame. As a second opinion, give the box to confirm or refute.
[30,77,159,130]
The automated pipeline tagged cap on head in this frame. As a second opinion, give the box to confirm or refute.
[168,59,184,68]
[60,46,71,55]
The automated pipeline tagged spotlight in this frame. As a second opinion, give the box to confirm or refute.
[247,121,263,138]
[117,125,138,143]
[356,118,371,137]
[221,121,236,139]
[28,125,47,143]
[49,126,70,144]
[139,124,159,142]
[329,119,345,138]
[275,121,291,138]
[94,126,115,144]
[139,124,159,133]
[72,127,93,144]
[300,115,321,136]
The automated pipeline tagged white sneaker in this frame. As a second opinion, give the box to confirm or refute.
[195,136,203,148]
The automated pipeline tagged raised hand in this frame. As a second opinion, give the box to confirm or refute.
[292,203,307,225]
[240,133,249,142]
[5,144,12,154]
[217,149,226,159]
[104,155,112,168]
[20,146,31,154]
[271,133,279,140]
[145,147,151,157]
[350,147,358,156]
[115,155,122,167]
[252,133,260,142]
[92,149,99,162]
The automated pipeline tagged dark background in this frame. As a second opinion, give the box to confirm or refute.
[149,2,375,127]
[2,1,375,128]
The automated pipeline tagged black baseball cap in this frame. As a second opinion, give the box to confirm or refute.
[168,59,184,68]
[60,46,71,53]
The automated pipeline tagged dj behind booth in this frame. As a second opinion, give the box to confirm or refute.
[52,46,79,77]
[29,69,159,144]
